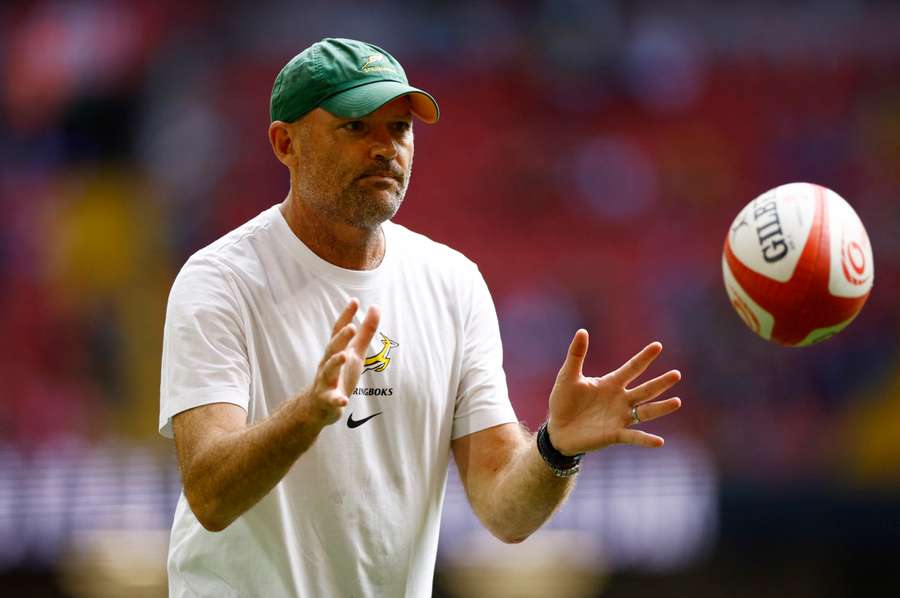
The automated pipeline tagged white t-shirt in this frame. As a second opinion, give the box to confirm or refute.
[159,205,517,598]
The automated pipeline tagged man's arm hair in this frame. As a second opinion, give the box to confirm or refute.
[172,300,381,532]
[173,398,324,532]
[452,423,574,544]
[451,330,683,544]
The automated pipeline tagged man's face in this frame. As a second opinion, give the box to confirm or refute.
[292,97,414,230]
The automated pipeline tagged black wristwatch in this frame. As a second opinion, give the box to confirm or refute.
[537,422,584,477]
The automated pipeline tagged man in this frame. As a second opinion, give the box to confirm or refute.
[159,37,682,597]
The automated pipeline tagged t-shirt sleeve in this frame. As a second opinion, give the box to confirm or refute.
[452,265,518,440]
[159,257,251,438]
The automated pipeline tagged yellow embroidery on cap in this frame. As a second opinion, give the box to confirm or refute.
[361,53,397,75]
[362,54,384,71]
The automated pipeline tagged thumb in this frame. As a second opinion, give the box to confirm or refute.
[559,329,589,380]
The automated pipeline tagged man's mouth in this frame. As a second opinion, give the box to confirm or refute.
[357,171,402,184]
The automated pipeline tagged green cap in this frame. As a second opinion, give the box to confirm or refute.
[270,38,440,124]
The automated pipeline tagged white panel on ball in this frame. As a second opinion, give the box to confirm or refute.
[825,188,874,299]
[726,183,816,283]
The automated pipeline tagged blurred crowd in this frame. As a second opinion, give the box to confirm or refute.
[1,0,899,492]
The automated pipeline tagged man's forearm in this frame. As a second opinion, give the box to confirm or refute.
[481,435,576,543]
[182,397,323,531]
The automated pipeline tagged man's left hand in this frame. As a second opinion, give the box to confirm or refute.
[546,330,682,456]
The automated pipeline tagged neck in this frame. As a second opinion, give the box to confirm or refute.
[280,194,386,271]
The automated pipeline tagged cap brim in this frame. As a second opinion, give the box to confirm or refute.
[320,80,440,124]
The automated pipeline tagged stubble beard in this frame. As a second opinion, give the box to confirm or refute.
[338,173,410,230]
[300,160,413,231]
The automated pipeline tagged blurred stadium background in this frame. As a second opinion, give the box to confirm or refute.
[1,0,899,596]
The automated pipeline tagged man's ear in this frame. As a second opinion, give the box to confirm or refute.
[268,121,297,167]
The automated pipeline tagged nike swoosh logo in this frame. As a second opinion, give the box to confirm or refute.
[347,412,383,429]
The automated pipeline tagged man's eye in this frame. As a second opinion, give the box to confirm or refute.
[392,122,411,133]
[343,121,365,132]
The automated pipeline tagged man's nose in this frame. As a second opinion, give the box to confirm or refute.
[369,128,398,161]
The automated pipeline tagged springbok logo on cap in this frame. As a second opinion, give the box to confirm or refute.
[362,54,384,71]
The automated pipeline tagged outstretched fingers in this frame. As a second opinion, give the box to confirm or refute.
[321,351,347,390]
[610,342,663,386]
[331,298,360,337]
[631,397,682,424]
[321,324,356,366]
[559,329,589,380]
[615,428,665,448]
[349,305,381,355]
[628,370,682,404]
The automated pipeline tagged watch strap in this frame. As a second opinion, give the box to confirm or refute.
[537,422,584,477]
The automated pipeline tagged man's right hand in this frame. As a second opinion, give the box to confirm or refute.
[172,298,381,531]
[303,298,381,427]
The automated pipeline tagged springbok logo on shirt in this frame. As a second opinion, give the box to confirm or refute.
[363,333,398,373]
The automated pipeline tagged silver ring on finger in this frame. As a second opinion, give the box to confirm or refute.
[630,405,641,425]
